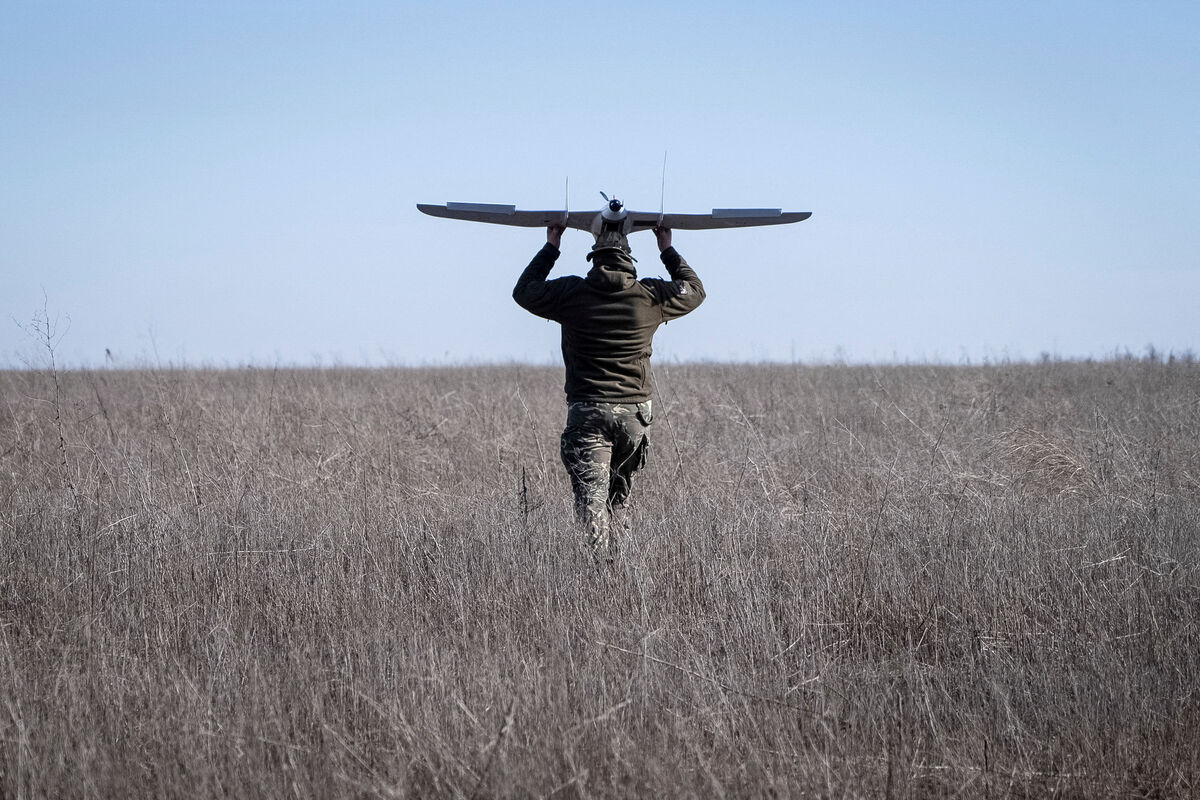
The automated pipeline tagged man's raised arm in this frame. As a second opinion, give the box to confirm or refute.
[653,226,705,320]
[512,225,569,320]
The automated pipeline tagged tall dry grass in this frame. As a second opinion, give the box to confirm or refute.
[1,359,1198,797]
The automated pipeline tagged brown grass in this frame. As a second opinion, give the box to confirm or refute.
[1,359,1198,798]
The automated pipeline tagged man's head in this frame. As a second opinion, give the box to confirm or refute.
[586,245,637,273]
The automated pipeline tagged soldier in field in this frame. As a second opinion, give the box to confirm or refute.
[513,224,705,562]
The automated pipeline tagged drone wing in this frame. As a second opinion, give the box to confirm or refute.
[418,203,812,232]
[624,209,812,230]
[417,203,597,231]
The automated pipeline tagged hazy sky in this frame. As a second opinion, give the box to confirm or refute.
[3,1,1197,367]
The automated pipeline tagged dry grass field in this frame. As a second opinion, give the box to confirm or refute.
[1,359,1198,798]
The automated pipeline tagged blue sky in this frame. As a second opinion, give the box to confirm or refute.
[3,1,1197,367]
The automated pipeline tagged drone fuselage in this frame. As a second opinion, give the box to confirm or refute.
[590,198,637,250]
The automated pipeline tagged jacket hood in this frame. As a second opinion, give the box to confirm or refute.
[585,246,638,291]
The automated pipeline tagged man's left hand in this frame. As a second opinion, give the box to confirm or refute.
[654,226,672,252]
[547,225,565,249]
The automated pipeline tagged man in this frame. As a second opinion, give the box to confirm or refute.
[512,224,705,561]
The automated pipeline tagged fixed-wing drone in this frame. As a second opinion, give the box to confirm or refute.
[417,192,811,250]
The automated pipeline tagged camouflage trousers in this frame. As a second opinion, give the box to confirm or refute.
[560,400,652,561]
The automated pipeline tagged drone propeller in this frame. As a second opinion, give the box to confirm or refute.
[598,191,623,215]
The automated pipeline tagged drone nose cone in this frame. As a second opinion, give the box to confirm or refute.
[600,197,626,222]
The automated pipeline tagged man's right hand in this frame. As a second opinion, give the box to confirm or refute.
[547,224,565,249]
[654,226,672,252]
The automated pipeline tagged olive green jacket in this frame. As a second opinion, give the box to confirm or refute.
[513,244,705,402]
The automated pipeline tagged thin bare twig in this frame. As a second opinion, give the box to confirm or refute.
[469,699,516,800]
